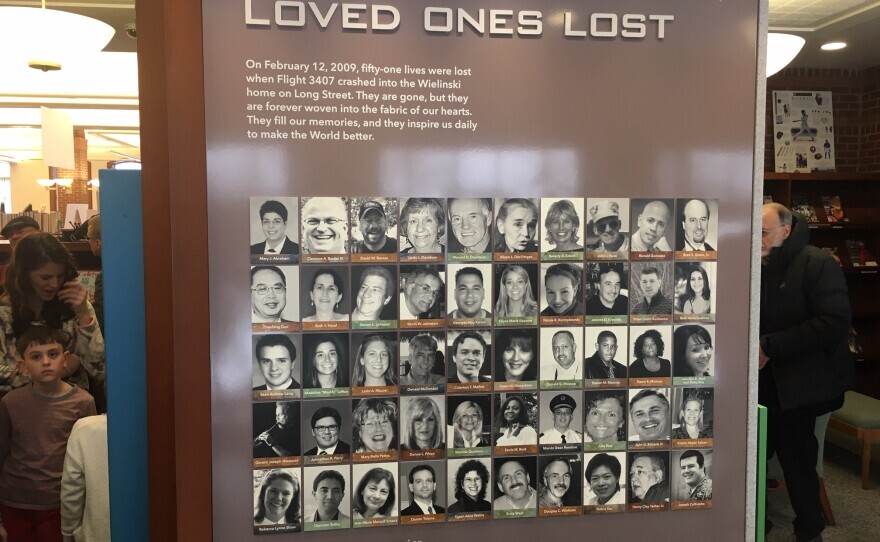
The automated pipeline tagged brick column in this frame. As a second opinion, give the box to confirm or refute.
[52,128,91,221]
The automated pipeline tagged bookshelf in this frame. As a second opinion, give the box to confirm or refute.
[764,172,880,399]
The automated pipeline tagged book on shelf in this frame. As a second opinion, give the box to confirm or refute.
[791,196,818,223]
[0,212,61,235]
[845,240,878,268]
[820,195,846,223]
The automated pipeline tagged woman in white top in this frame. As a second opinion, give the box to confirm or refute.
[494,395,537,446]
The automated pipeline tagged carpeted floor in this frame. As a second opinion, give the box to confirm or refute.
[766,443,880,542]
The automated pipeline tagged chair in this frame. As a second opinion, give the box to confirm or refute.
[765,412,835,526]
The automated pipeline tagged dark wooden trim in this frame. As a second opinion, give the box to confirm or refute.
[136,0,213,539]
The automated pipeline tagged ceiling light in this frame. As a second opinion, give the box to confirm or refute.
[88,179,100,188]
[821,42,847,51]
[54,178,74,188]
[0,5,115,71]
[766,33,806,77]
[36,179,56,188]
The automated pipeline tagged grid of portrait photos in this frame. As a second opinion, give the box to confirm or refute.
[248,196,718,534]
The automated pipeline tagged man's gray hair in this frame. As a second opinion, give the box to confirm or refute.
[764,203,793,226]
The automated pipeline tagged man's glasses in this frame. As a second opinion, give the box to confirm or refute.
[412,282,441,299]
[252,285,286,296]
[596,219,621,232]
[313,424,339,433]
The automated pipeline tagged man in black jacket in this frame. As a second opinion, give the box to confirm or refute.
[759,203,854,542]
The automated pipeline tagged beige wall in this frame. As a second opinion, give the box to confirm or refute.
[10,160,50,212]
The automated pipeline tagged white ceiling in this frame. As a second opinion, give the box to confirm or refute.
[1,1,879,163]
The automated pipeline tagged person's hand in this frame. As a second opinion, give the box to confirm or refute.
[759,346,770,370]
[57,279,89,316]
[258,430,273,446]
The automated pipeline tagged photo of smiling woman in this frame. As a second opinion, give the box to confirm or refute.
[583,390,627,451]
[447,457,493,520]
[400,395,446,458]
[672,387,714,442]
[350,332,398,395]
[302,333,349,398]
[494,263,539,326]
[583,452,627,512]
[672,324,715,385]
[494,328,538,391]
[539,263,584,324]
[253,468,302,533]
[399,198,446,261]
[541,198,585,257]
[351,397,399,461]
[447,395,491,456]
[300,266,349,330]
[351,464,398,526]
[493,198,540,256]
[493,393,538,452]
[674,262,716,323]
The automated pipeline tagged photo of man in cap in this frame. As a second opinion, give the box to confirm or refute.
[587,199,629,255]
[353,200,398,254]
[539,393,582,445]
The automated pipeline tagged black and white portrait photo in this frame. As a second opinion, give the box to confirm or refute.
[628,452,670,507]
[539,327,583,385]
[447,198,493,258]
[628,388,672,444]
[493,198,540,255]
[584,262,629,323]
[399,197,447,260]
[630,198,674,256]
[538,392,582,451]
[251,265,299,331]
[301,333,349,398]
[446,457,493,520]
[674,262,716,322]
[300,196,349,259]
[540,197,585,256]
[399,461,447,521]
[672,449,714,503]
[447,264,493,323]
[399,264,446,322]
[675,198,718,257]
[351,398,399,458]
[492,456,538,516]
[399,331,447,389]
[493,393,538,449]
[350,197,399,258]
[350,265,398,326]
[301,400,351,461]
[537,455,582,511]
[253,401,301,462]
[493,263,539,324]
[400,395,446,457]
[494,328,538,389]
[253,468,302,533]
[539,263,584,322]
[584,326,628,383]
[351,462,399,525]
[299,265,350,329]
[350,332,398,393]
[583,390,627,451]
[627,326,673,384]
[630,262,674,323]
[302,465,351,530]
[446,330,492,391]
[447,394,492,454]
[585,198,630,260]
[672,387,714,442]
[252,334,301,400]
[672,324,716,385]
[583,452,627,509]
[250,196,300,264]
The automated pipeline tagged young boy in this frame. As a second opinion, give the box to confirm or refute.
[0,326,96,542]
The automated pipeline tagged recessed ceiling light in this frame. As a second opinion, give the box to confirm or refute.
[821,42,847,51]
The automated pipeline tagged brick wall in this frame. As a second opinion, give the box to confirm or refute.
[52,129,92,222]
[863,65,880,172]
[766,67,865,172]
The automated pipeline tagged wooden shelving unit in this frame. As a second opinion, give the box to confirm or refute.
[764,172,880,399]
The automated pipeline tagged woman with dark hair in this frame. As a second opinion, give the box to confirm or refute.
[0,233,104,395]
[401,396,444,450]
[628,329,671,378]
[494,199,539,253]
[495,265,538,318]
[495,329,537,382]
[678,265,712,315]
[351,334,396,388]
[495,395,537,446]
[583,392,626,444]
[672,395,713,439]
[449,400,488,449]
[352,398,398,453]
[352,467,397,519]
[254,470,301,528]
[448,459,492,514]
[303,268,348,322]
[304,335,348,389]
[673,325,714,377]
[399,198,445,254]
[544,199,583,252]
